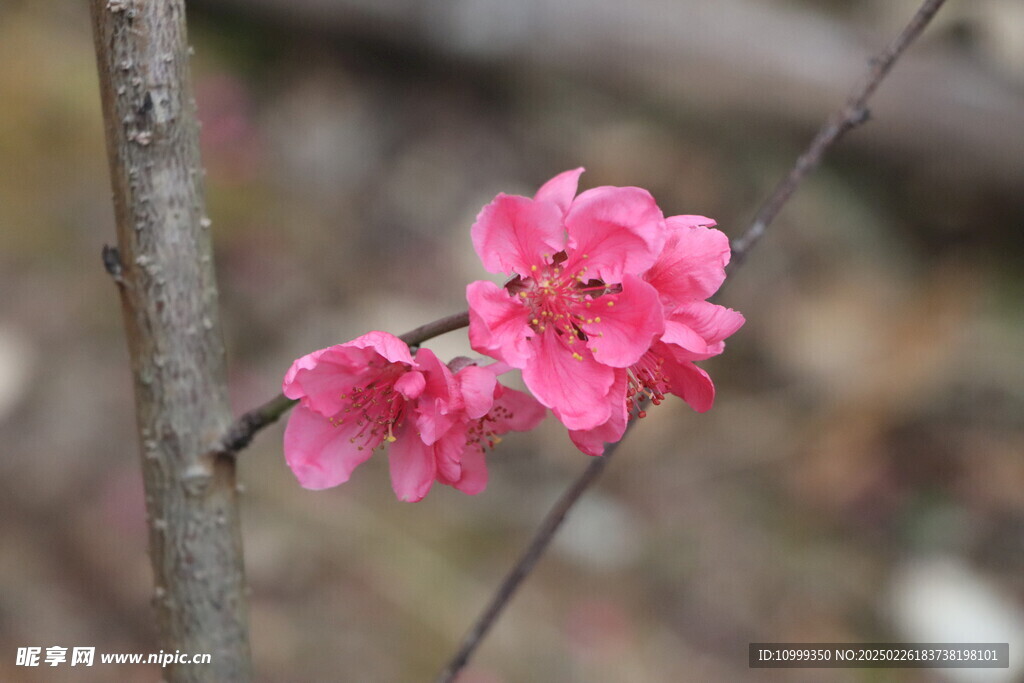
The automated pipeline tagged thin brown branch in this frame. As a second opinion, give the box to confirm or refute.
[436,1,947,679]
[90,0,251,679]
[220,311,471,455]
[434,429,632,683]
[401,310,471,348]
[730,0,948,266]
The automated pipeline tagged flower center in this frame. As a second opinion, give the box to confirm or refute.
[507,253,615,359]
[331,364,408,450]
[465,402,516,453]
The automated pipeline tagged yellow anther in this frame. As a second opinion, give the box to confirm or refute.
[607,300,615,307]
[594,316,601,323]
[532,318,539,325]
[531,264,538,271]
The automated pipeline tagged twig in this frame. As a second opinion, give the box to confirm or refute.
[402,311,471,349]
[436,1,947,679]
[730,0,948,265]
[219,311,471,455]
[434,428,633,683]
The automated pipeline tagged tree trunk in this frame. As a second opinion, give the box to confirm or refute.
[89,1,252,680]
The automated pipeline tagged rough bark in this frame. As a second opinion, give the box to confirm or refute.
[89,1,251,680]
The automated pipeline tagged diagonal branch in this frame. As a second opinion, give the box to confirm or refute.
[434,412,641,683]
[436,1,947,680]
[730,0,948,265]
[219,311,470,455]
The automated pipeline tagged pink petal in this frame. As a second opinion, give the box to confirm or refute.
[534,167,584,216]
[282,344,375,416]
[394,370,426,400]
[432,424,467,484]
[467,280,535,367]
[582,274,664,368]
[666,214,717,229]
[283,346,329,395]
[661,318,713,357]
[568,370,628,456]
[520,330,614,431]
[283,332,416,416]
[563,186,665,282]
[346,330,416,366]
[456,364,498,420]
[388,423,437,502]
[450,446,488,496]
[490,385,547,433]
[671,301,745,345]
[644,224,731,304]
[283,405,376,490]
[658,350,715,413]
[471,193,566,277]
[413,348,461,445]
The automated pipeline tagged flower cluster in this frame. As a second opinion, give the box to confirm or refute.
[283,331,544,501]
[467,168,744,455]
[282,168,741,500]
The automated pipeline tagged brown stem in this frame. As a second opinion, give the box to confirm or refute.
[730,0,948,266]
[437,1,947,679]
[434,436,628,683]
[89,0,251,680]
[219,311,471,455]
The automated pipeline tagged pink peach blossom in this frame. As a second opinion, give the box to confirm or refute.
[282,331,462,500]
[282,333,545,501]
[467,168,667,432]
[570,216,745,455]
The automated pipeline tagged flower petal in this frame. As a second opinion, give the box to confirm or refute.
[456,364,498,420]
[568,369,628,456]
[346,330,416,366]
[467,280,534,367]
[282,344,375,417]
[432,423,467,484]
[449,445,488,496]
[534,167,584,217]
[671,301,745,346]
[283,332,416,417]
[283,405,376,490]
[658,350,716,413]
[490,384,547,433]
[388,423,437,502]
[412,348,461,445]
[563,185,665,282]
[644,224,731,304]
[521,330,614,431]
[394,370,426,400]
[666,214,717,229]
[471,193,566,276]
[582,274,664,368]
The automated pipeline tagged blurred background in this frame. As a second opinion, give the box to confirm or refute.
[2,0,1023,680]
